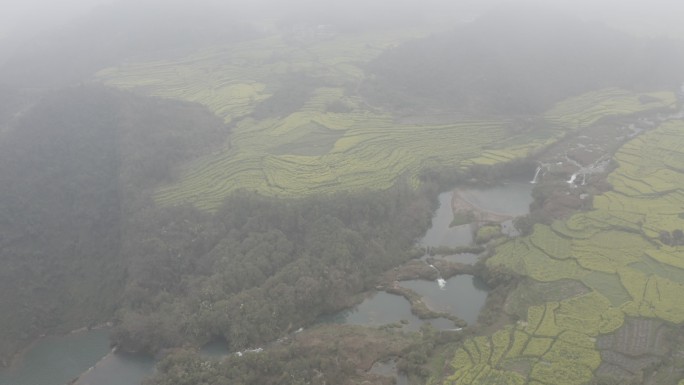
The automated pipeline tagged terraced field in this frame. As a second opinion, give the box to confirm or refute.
[97,30,675,209]
[444,120,684,385]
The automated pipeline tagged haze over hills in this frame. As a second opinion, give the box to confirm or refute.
[0,1,683,385]
[0,1,262,88]
[0,86,230,363]
[363,6,684,115]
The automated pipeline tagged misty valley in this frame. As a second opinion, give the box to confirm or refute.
[0,1,683,385]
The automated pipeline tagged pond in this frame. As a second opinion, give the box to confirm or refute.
[0,328,154,385]
[458,182,534,217]
[420,181,533,249]
[321,291,458,331]
[398,275,490,325]
[0,329,110,385]
[327,181,532,330]
[0,181,533,384]
[72,350,155,385]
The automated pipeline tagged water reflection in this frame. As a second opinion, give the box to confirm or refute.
[420,183,533,250]
[0,329,110,385]
[420,192,473,247]
[73,351,155,385]
[459,182,534,217]
[398,275,489,325]
[322,292,457,331]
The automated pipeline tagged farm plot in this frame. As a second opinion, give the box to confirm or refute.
[446,296,607,385]
[543,88,675,128]
[446,119,684,384]
[596,318,672,379]
[98,28,675,208]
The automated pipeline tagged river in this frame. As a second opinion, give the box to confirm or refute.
[71,350,155,385]
[327,180,534,329]
[322,291,456,331]
[0,181,534,385]
[420,191,474,247]
[0,327,156,385]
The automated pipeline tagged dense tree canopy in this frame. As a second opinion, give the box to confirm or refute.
[0,85,229,364]
[113,183,435,353]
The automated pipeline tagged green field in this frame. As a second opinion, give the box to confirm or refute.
[97,29,683,383]
[446,120,684,384]
[97,32,675,209]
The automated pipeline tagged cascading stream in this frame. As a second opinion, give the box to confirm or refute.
[530,165,542,184]
[428,263,447,290]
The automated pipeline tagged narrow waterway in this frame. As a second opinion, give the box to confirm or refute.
[0,181,534,384]
[420,191,473,247]
[326,181,533,329]
[72,351,155,385]
[0,328,156,385]
[0,329,111,385]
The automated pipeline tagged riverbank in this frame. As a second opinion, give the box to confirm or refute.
[0,328,111,385]
[438,111,684,385]
[1,321,112,371]
[69,348,115,385]
[378,268,469,328]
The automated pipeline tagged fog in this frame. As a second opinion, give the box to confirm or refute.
[0,0,111,38]
[1,0,684,383]
[3,0,684,41]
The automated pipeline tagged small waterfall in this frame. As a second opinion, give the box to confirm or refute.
[428,264,447,290]
[568,156,608,187]
[530,166,542,184]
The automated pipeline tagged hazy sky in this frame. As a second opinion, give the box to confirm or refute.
[2,0,684,40]
[0,0,112,38]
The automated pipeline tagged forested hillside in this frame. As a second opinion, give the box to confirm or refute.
[362,6,684,115]
[1,3,683,385]
[0,85,229,364]
[112,184,435,354]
